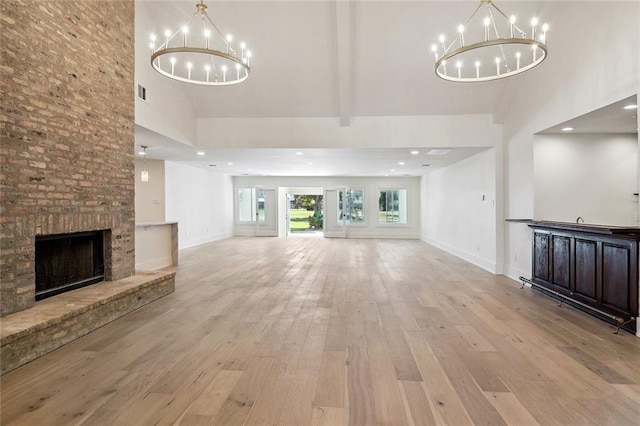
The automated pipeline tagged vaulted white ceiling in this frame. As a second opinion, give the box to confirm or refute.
[135,1,637,176]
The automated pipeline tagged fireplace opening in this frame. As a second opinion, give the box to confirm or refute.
[35,231,105,301]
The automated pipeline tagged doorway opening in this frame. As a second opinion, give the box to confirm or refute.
[289,194,324,236]
[285,191,324,237]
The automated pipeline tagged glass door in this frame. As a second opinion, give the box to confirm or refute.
[256,188,278,236]
[323,187,347,238]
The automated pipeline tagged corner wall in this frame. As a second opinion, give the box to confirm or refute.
[165,163,234,249]
[134,2,198,147]
[534,133,637,226]
[421,149,499,273]
[135,159,166,223]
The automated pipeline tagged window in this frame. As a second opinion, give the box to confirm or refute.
[337,189,365,224]
[378,189,407,224]
[237,188,266,222]
[237,188,255,222]
[256,189,265,223]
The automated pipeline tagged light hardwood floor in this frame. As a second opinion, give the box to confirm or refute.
[2,237,640,425]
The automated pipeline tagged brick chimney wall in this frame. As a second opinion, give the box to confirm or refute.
[0,0,135,316]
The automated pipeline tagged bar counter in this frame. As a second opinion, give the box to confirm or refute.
[508,220,639,333]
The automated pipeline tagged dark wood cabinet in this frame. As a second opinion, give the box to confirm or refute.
[527,221,639,332]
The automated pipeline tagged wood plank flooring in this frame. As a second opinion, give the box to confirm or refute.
[2,237,640,425]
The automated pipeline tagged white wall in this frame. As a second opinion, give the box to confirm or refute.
[233,176,421,239]
[135,225,172,270]
[134,2,197,147]
[165,162,234,249]
[534,133,637,226]
[135,159,166,223]
[198,115,501,149]
[421,149,499,273]
[501,1,639,282]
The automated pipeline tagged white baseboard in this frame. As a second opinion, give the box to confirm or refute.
[136,256,173,271]
[180,232,232,249]
[504,264,530,283]
[421,235,497,274]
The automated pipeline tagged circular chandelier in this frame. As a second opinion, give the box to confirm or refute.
[149,2,252,86]
[431,0,548,82]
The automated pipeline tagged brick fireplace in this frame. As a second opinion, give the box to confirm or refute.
[1,1,176,374]
[0,0,136,316]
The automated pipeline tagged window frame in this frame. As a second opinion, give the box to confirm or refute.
[377,188,409,226]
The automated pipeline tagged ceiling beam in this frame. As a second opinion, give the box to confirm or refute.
[334,0,352,127]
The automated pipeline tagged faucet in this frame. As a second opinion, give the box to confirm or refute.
[576,216,584,224]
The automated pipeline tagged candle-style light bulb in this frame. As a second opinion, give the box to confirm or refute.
[235,63,241,80]
[495,57,501,75]
[439,34,446,52]
[484,17,491,41]
[221,65,227,82]
[458,24,465,47]
[531,17,538,40]
[226,34,233,54]
[431,44,438,61]
[186,62,192,80]
[205,64,211,82]
[164,29,171,48]
[532,44,538,61]
[456,60,462,78]
[442,60,447,76]
[515,51,521,69]
[204,29,211,49]
[240,41,246,59]
[170,57,176,75]
[475,61,480,79]
[509,15,516,38]
[541,23,549,43]
[182,26,189,46]
[245,51,252,66]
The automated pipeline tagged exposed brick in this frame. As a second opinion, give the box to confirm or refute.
[0,0,135,316]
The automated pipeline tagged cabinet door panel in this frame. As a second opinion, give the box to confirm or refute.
[533,232,550,282]
[601,244,630,312]
[552,235,571,290]
[574,239,597,300]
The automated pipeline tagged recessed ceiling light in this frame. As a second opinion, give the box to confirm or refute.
[384,174,389,177]
[561,127,574,132]
[227,162,233,166]
[390,168,396,172]
[410,150,419,155]
[623,104,638,110]
[426,149,451,156]
[296,151,303,155]
[398,161,405,165]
